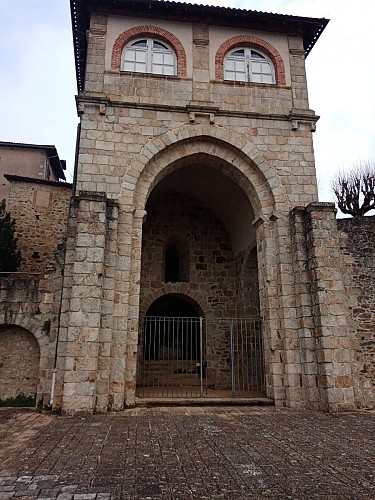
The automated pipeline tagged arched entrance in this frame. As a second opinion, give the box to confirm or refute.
[135,155,266,399]
[137,294,205,398]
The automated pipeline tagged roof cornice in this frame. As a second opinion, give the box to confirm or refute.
[70,0,328,93]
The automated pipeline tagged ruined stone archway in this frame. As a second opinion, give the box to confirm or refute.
[0,325,40,402]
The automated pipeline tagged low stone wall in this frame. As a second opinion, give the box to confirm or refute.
[339,216,375,407]
[0,272,63,405]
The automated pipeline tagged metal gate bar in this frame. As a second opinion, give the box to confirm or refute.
[136,317,264,398]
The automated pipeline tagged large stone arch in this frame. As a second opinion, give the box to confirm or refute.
[0,324,40,401]
[121,128,289,405]
[123,125,286,217]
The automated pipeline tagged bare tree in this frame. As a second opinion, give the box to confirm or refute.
[331,160,375,217]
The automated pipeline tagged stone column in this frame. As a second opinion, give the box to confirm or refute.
[255,216,286,405]
[305,202,355,412]
[122,209,147,406]
[59,191,107,413]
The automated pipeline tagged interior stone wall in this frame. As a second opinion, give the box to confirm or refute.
[140,191,239,389]
[339,216,375,407]
[140,191,237,317]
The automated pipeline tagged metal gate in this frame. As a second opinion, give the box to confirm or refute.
[136,317,264,398]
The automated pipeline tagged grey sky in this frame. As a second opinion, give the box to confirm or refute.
[1,0,374,203]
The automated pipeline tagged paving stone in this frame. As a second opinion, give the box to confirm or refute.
[0,493,15,500]
[1,408,375,498]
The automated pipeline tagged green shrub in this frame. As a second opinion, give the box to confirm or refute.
[0,393,36,407]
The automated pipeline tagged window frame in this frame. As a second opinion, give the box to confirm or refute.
[121,37,177,76]
[224,47,276,84]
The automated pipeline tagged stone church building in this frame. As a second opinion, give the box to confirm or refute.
[1,0,374,413]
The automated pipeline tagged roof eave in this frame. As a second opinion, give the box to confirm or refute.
[70,0,329,93]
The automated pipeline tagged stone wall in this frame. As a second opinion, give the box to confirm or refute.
[0,177,71,405]
[0,272,63,404]
[339,216,375,407]
[6,177,72,274]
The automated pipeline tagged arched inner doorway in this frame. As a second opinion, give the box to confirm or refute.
[144,294,201,361]
[137,294,205,398]
[0,325,40,403]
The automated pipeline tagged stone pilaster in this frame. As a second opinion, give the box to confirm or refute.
[191,24,210,103]
[305,202,355,412]
[290,207,320,409]
[255,217,286,404]
[288,36,309,111]
[59,192,107,413]
[95,200,119,412]
[85,12,107,95]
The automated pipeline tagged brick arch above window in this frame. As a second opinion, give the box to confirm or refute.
[215,35,286,85]
[111,25,187,77]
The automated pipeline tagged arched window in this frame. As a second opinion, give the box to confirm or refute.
[224,48,275,84]
[165,246,180,282]
[122,38,176,76]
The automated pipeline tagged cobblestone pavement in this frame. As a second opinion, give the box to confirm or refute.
[0,406,375,499]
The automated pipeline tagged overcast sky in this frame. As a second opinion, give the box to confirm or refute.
[1,0,374,203]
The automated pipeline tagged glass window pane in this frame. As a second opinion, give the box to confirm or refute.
[263,74,273,84]
[251,74,262,83]
[152,64,163,74]
[124,49,136,62]
[225,59,235,71]
[132,40,147,47]
[251,50,265,59]
[135,62,147,72]
[163,66,175,75]
[224,70,235,80]
[164,53,174,65]
[135,50,147,62]
[236,73,246,82]
[123,61,135,72]
[235,59,246,72]
[153,52,163,64]
[261,62,272,75]
[252,62,261,73]
[153,41,168,50]
[232,49,244,57]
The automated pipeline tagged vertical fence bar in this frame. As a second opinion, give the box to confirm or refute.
[199,317,203,398]
[230,319,235,397]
